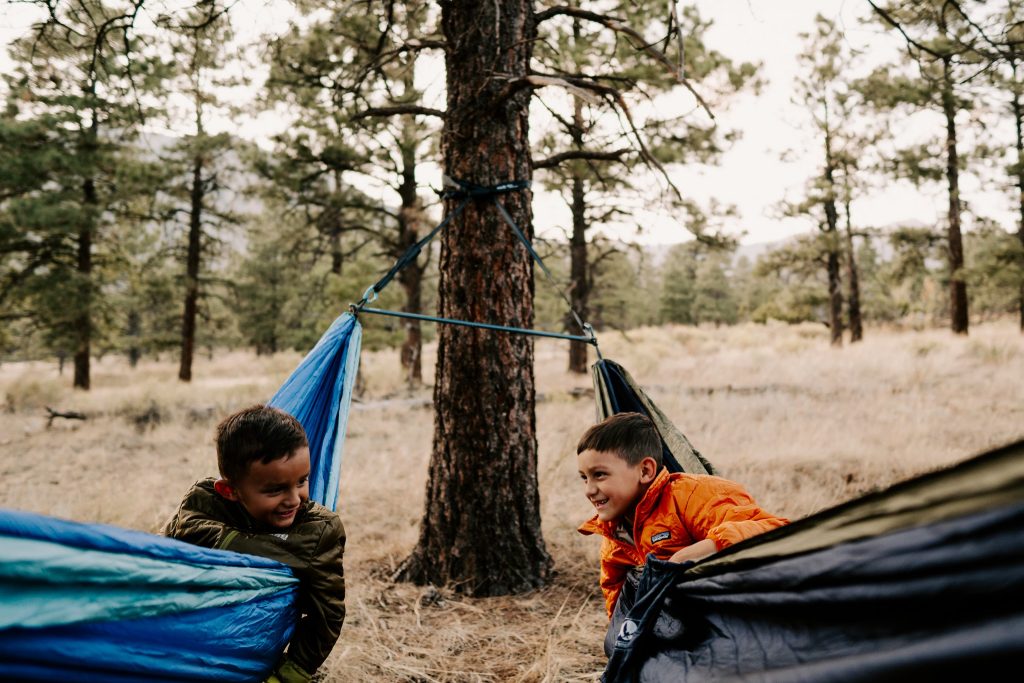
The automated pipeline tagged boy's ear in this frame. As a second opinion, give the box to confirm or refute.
[639,456,658,483]
[214,478,240,501]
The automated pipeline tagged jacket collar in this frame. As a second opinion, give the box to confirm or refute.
[578,467,673,539]
[195,477,315,532]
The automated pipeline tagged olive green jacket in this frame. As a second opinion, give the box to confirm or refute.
[162,478,346,679]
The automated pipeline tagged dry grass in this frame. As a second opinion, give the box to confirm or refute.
[2,319,1023,681]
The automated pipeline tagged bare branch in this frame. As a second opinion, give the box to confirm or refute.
[534,148,631,169]
[534,4,714,119]
[352,105,446,120]
[866,0,943,59]
[513,72,684,199]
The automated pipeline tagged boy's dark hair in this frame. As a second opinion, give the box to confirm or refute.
[577,412,663,468]
[216,405,308,482]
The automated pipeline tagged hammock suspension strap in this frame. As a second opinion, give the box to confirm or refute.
[351,177,599,349]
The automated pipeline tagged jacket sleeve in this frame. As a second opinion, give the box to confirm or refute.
[281,514,346,676]
[160,498,233,549]
[679,477,789,551]
[599,537,636,618]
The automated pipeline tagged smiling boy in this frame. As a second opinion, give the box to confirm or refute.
[162,405,345,683]
[577,412,788,617]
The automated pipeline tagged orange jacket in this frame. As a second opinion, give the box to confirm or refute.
[579,468,789,617]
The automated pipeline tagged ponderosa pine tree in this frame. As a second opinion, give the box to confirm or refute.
[390,0,551,595]
[0,1,164,388]
[532,4,757,371]
[263,1,441,386]
[965,1,1024,331]
[787,15,861,346]
[158,8,242,381]
[863,0,994,334]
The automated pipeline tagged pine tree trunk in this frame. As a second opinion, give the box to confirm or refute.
[566,27,589,374]
[567,174,589,373]
[330,231,342,275]
[330,170,344,276]
[127,309,140,368]
[822,118,843,347]
[398,124,424,387]
[396,0,551,595]
[942,57,969,334]
[73,214,92,390]
[73,169,97,391]
[1012,62,1024,333]
[844,197,863,342]
[179,153,203,382]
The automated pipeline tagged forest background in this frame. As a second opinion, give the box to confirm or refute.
[2,1,1024,680]
[1,0,1023,379]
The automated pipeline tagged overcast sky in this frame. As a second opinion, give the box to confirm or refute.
[1,1,1015,246]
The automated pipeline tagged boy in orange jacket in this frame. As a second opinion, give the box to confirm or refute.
[577,412,788,617]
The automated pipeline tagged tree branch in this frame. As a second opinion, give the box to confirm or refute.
[534,4,714,120]
[352,104,446,120]
[534,148,630,169]
[866,0,943,58]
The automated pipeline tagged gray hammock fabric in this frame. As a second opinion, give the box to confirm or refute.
[601,437,1024,682]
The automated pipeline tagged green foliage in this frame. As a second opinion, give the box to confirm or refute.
[658,241,738,326]
[0,2,168,369]
[589,243,661,331]
[964,223,1024,318]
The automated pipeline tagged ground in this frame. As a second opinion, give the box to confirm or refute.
[2,320,1022,681]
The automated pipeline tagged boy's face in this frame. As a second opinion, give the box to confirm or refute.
[578,449,657,523]
[217,446,311,529]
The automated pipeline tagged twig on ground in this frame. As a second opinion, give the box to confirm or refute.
[45,406,87,428]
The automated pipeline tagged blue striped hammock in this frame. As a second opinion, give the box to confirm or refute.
[0,313,361,682]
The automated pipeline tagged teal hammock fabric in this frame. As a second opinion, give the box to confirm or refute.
[0,313,363,682]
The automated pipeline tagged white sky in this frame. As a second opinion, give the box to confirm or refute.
[1,0,1017,246]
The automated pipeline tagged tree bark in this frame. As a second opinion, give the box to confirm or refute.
[73,193,92,390]
[396,0,551,595]
[942,56,969,334]
[1012,59,1024,333]
[127,309,140,368]
[179,152,203,382]
[397,117,424,387]
[566,21,589,374]
[822,106,843,347]
[843,195,863,342]
[567,172,589,372]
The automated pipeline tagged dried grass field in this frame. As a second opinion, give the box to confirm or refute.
[2,320,1023,682]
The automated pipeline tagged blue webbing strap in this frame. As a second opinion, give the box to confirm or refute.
[352,197,472,310]
[491,196,589,338]
[351,178,599,348]
[358,307,596,343]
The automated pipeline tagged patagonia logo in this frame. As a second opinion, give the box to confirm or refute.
[651,531,671,544]
[271,533,289,541]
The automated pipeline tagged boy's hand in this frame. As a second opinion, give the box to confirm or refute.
[264,657,312,683]
[668,539,717,564]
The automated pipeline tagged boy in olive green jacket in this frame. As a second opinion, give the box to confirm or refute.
[163,405,345,683]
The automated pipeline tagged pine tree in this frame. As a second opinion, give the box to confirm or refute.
[863,0,994,334]
[262,1,442,386]
[157,9,243,381]
[787,15,861,346]
[532,3,758,371]
[0,1,165,387]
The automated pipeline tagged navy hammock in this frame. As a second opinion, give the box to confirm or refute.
[0,313,362,682]
[601,437,1024,682]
